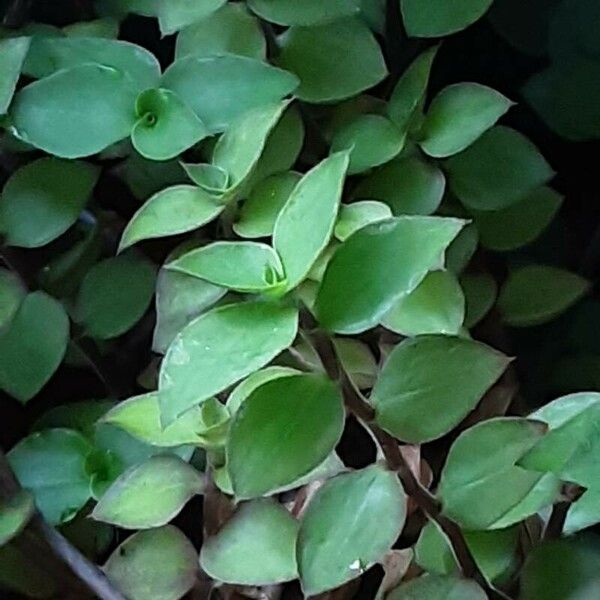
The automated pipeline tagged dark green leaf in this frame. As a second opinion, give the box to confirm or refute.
[0,158,99,248]
[227,374,345,498]
[200,499,299,584]
[105,526,198,600]
[75,255,156,340]
[298,465,406,595]
[0,268,25,330]
[316,217,463,334]
[0,292,69,403]
[401,0,494,37]
[0,37,30,114]
[498,265,590,327]
[0,490,35,546]
[159,301,298,424]
[8,428,93,525]
[461,272,497,328]
[372,336,509,443]
[446,126,554,211]
[278,17,387,103]
[248,0,360,25]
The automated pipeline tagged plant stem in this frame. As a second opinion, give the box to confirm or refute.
[0,451,126,600]
[303,314,503,596]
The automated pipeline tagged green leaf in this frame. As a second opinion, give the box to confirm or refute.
[121,154,187,200]
[334,201,393,242]
[381,270,465,336]
[387,574,486,599]
[159,301,298,424]
[157,0,226,34]
[200,498,299,584]
[153,266,226,354]
[316,217,464,334]
[474,186,563,252]
[131,88,208,160]
[273,151,349,291]
[250,106,305,184]
[387,46,438,132]
[168,242,284,293]
[521,537,600,600]
[278,17,387,103]
[372,336,509,443]
[352,157,445,215]
[63,17,119,38]
[92,455,204,528]
[234,171,301,239]
[102,392,229,448]
[226,366,300,415]
[420,84,513,158]
[248,0,360,25]
[498,265,590,327]
[0,490,35,546]
[298,465,406,596]
[227,374,345,498]
[565,488,600,534]
[0,268,25,331]
[438,418,556,530]
[446,126,554,211]
[24,37,160,89]
[176,3,266,60]
[119,185,224,252]
[0,37,30,114]
[10,64,139,158]
[519,393,600,487]
[461,272,497,328]
[445,223,478,275]
[415,521,458,576]
[401,0,494,37]
[75,255,155,340]
[212,101,289,196]
[105,526,198,600]
[335,338,378,389]
[182,163,229,195]
[331,115,405,174]
[8,428,93,525]
[161,55,298,133]
[0,292,69,403]
[0,158,99,248]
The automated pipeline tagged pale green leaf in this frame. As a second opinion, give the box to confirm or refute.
[334,201,393,242]
[157,0,226,34]
[0,37,30,114]
[387,574,486,599]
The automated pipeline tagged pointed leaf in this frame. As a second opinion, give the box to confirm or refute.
[92,455,204,528]
[159,301,298,424]
[334,201,393,242]
[200,499,299,584]
[227,374,345,498]
[0,292,69,403]
[10,64,139,158]
[298,465,406,596]
[316,217,464,334]
[420,83,513,158]
[161,55,298,133]
[273,152,349,291]
[372,336,509,443]
[0,37,30,114]
[105,526,198,600]
[168,241,284,293]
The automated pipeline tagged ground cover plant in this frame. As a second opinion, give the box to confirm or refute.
[1,0,600,598]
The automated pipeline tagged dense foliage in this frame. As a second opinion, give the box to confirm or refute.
[0,0,600,599]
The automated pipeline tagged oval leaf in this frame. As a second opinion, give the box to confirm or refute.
[159,301,298,424]
[0,37,30,114]
[334,200,393,242]
[92,455,204,528]
[372,335,509,443]
[200,499,299,585]
[387,574,487,599]
[316,217,464,334]
[248,0,359,26]
[227,374,345,498]
[298,465,406,596]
